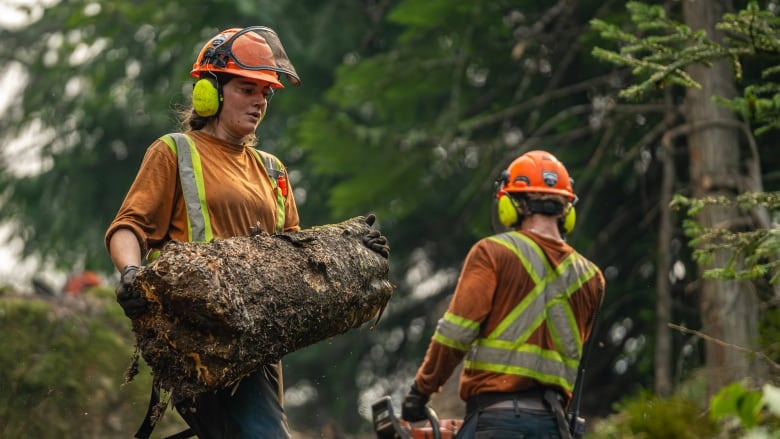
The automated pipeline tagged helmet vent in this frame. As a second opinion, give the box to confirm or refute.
[542,171,558,187]
[514,176,530,186]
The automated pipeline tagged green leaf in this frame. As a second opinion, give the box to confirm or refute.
[710,382,750,420]
[710,382,764,429]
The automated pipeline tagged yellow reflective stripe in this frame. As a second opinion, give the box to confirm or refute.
[536,255,580,355]
[549,257,599,355]
[433,332,471,351]
[474,334,579,368]
[468,344,579,372]
[464,361,570,390]
[275,197,285,232]
[464,359,573,391]
[500,279,549,343]
[188,137,213,242]
[161,134,197,240]
[487,233,546,285]
[163,133,213,243]
[486,232,552,340]
[466,342,579,390]
[250,149,286,233]
[143,139,172,265]
[464,231,599,390]
[443,310,480,331]
[433,311,480,351]
[161,134,287,247]
[487,232,594,350]
[185,135,214,242]
[161,136,176,154]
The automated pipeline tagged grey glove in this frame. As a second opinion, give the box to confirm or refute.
[401,382,429,422]
[115,265,147,319]
[363,214,390,258]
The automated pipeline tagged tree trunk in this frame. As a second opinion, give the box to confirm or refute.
[682,0,766,396]
[655,94,676,397]
[128,216,394,400]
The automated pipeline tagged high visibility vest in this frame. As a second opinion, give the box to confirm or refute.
[147,132,287,261]
[433,231,599,392]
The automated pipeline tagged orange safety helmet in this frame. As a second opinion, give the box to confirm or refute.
[494,150,577,231]
[499,150,576,201]
[190,26,301,89]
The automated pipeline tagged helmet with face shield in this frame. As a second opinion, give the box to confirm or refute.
[190,26,301,117]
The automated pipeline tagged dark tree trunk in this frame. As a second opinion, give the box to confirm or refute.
[129,216,394,400]
[655,98,675,398]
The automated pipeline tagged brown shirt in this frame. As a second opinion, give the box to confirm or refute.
[105,130,300,254]
[415,230,605,403]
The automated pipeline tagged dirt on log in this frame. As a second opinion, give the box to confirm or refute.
[130,216,393,400]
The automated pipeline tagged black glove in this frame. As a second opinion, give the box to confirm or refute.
[116,265,147,319]
[401,382,430,423]
[249,221,269,237]
[363,214,390,258]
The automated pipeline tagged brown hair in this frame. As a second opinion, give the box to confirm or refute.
[176,74,259,148]
[514,193,570,218]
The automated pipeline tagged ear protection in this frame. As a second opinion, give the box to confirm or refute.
[192,76,223,117]
[495,191,577,233]
[561,204,576,234]
[496,192,521,228]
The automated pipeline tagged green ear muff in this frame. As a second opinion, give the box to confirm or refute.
[497,193,520,228]
[192,78,222,117]
[562,205,576,234]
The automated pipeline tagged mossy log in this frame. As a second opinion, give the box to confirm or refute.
[130,216,393,400]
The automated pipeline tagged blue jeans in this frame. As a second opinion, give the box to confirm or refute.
[175,364,291,438]
[456,409,562,439]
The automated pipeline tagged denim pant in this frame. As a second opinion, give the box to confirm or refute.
[456,408,562,439]
[175,365,291,438]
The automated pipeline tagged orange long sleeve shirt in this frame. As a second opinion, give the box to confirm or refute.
[415,231,605,403]
[105,130,300,255]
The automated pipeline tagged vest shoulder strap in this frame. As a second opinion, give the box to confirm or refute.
[161,133,288,234]
[249,148,289,199]
[255,149,284,181]
[160,133,284,178]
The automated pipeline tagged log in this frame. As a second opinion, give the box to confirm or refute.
[129,216,393,400]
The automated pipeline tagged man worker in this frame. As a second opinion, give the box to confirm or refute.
[401,150,605,438]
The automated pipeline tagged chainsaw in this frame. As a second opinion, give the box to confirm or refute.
[371,396,463,439]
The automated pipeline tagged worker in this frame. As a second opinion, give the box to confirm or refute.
[401,150,604,438]
[105,26,389,439]
[62,271,102,296]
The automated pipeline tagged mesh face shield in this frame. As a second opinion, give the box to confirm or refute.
[193,26,301,87]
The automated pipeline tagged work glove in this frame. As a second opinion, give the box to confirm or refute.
[362,214,390,258]
[249,221,268,237]
[115,265,148,319]
[401,382,430,423]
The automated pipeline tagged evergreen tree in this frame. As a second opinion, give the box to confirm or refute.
[592,0,780,396]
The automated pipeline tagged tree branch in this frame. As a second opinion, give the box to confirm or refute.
[668,323,780,373]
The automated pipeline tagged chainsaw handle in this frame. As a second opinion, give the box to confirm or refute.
[371,395,453,439]
[424,405,442,439]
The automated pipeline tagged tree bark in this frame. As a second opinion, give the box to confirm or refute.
[129,216,394,400]
[655,96,675,397]
[682,0,766,396]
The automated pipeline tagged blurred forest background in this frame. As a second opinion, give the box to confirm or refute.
[2,0,780,437]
